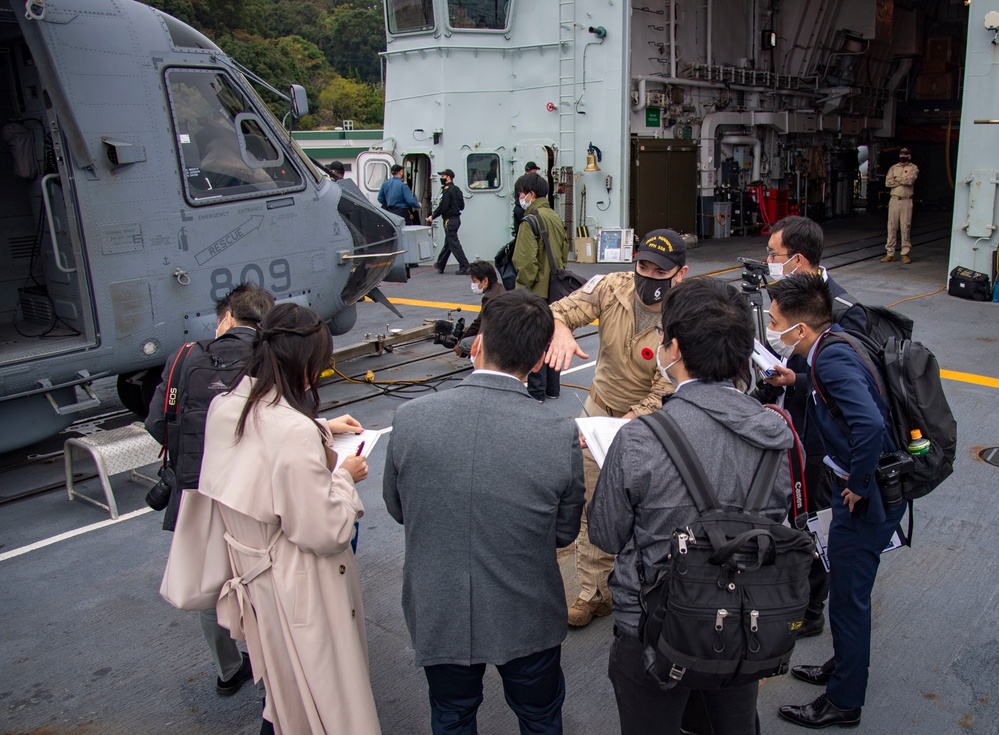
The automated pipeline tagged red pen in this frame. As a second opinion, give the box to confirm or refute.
[355,441,365,457]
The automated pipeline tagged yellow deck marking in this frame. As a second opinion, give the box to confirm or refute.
[940,369,999,389]
[386,297,481,311]
[384,297,599,324]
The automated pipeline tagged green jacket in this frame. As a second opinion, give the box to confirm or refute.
[512,199,569,300]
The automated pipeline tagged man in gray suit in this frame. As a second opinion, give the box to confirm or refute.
[384,289,585,735]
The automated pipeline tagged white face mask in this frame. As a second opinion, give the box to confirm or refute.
[471,282,484,295]
[766,323,802,358]
[768,255,799,281]
[519,196,531,209]
[656,346,681,386]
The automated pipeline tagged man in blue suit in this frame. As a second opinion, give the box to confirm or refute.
[764,215,866,638]
[766,274,906,729]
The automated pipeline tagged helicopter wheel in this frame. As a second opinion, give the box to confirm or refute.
[117,368,163,418]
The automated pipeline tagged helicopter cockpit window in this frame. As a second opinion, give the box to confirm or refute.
[467,153,500,190]
[447,0,511,30]
[386,0,435,34]
[166,68,304,204]
[336,186,399,304]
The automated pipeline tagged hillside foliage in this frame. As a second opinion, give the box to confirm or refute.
[143,0,386,128]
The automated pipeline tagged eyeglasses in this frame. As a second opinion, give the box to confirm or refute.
[765,250,790,261]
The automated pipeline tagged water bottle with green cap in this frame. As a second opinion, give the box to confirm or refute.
[907,429,930,456]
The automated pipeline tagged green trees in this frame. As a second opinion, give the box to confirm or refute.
[143,0,386,128]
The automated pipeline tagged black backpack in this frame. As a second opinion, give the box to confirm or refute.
[172,333,252,488]
[524,212,586,303]
[831,293,913,345]
[811,330,957,504]
[637,410,815,691]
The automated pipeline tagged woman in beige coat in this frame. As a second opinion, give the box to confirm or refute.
[198,303,381,735]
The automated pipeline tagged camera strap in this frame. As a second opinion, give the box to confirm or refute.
[159,341,198,469]
[763,404,808,524]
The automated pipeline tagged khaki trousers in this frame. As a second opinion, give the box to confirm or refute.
[886,197,913,256]
[575,395,618,603]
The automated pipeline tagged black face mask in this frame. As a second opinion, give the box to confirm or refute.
[634,272,672,306]
[440,177,448,186]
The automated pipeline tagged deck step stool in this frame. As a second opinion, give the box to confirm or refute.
[64,423,162,519]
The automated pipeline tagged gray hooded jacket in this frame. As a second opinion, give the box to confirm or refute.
[589,380,794,636]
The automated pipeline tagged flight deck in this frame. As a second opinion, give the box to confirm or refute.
[3,211,998,735]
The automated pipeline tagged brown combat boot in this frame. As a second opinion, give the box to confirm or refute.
[901,254,912,264]
[568,596,612,627]
[880,254,895,263]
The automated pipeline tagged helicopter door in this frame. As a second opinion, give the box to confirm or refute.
[355,151,396,207]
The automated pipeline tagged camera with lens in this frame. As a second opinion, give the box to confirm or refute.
[737,257,770,291]
[433,317,466,350]
[875,451,913,508]
[145,464,177,511]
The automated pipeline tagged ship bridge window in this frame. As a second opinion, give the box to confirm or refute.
[386,0,435,34]
[448,0,511,30]
[467,152,501,190]
[166,68,304,204]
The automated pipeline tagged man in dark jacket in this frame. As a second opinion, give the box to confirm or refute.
[768,274,905,730]
[762,215,866,638]
[429,168,468,274]
[590,279,794,734]
[145,282,275,697]
[384,289,584,735]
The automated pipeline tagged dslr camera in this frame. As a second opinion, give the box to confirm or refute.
[433,317,466,350]
[145,464,177,511]
[875,451,913,508]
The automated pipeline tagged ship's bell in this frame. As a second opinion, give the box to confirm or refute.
[583,151,601,172]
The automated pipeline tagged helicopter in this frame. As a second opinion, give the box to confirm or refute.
[0,0,406,454]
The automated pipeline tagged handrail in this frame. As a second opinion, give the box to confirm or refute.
[40,173,76,274]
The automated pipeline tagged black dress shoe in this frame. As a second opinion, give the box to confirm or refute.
[434,265,445,274]
[796,613,825,638]
[779,694,861,729]
[216,652,253,696]
[791,657,836,686]
[455,268,469,275]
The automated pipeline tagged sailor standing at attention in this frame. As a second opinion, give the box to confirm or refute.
[881,147,918,264]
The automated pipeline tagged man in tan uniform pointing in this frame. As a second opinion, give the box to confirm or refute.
[546,230,687,626]
[882,147,918,264]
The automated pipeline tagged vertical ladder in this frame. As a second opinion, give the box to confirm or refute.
[557,0,576,168]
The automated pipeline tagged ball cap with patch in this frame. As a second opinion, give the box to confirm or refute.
[899,147,911,157]
[524,161,539,172]
[438,168,456,179]
[635,229,686,271]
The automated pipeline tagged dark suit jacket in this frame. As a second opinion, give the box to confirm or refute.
[383,371,584,667]
[785,274,867,429]
[807,325,896,523]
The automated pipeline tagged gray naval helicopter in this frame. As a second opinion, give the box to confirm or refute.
[0,0,407,454]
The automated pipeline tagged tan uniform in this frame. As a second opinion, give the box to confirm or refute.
[550,272,674,603]
[885,161,918,257]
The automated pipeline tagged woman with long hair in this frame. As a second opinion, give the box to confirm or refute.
[198,303,381,734]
